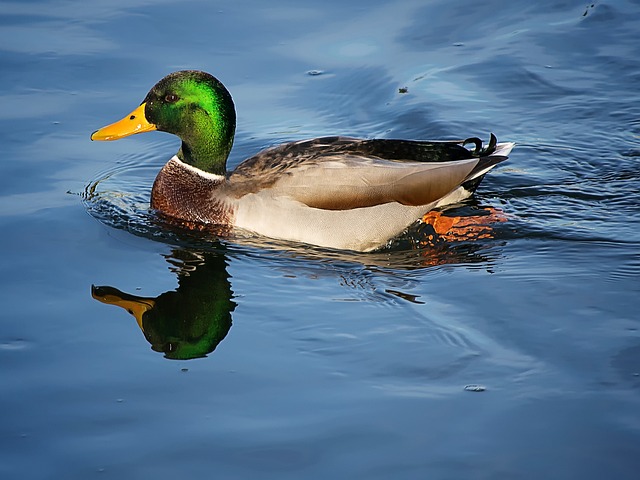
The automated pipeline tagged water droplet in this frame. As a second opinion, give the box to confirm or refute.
[0,339,29,351]
[464,384,486,392]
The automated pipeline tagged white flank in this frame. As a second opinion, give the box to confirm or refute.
[234,192,434,252]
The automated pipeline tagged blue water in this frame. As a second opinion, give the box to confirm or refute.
[1,0,640,478]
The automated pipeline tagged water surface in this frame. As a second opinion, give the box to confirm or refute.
[1,0,639,478]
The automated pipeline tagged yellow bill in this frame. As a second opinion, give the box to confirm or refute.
[91,285,156,331]
[91,103,156,141]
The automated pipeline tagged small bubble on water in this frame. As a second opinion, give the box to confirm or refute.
[0,339,29,351]
[464,384,486,392]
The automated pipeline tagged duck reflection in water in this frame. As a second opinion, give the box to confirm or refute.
[90,204,506,359]
[92,249,236,360]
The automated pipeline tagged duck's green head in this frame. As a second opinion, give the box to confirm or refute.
[91,70,236,175]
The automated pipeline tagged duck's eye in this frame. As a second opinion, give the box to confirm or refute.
[165,94,179,103]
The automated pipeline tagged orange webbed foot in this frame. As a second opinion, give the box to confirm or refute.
[421,207,507,242]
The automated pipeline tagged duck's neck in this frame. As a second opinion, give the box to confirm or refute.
[177,141,229,176]
[176,108,235,176]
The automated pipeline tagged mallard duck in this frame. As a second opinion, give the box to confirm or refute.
[91,70,514,252]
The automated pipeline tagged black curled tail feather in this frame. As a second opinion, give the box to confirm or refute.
[461,150,508,194]
[462,133,497,157]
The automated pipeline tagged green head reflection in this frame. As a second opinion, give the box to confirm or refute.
[92,250,236,360]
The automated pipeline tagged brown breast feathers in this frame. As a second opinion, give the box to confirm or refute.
[150,158,235,230]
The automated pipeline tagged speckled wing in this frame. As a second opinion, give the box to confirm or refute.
[227,136,486,209]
